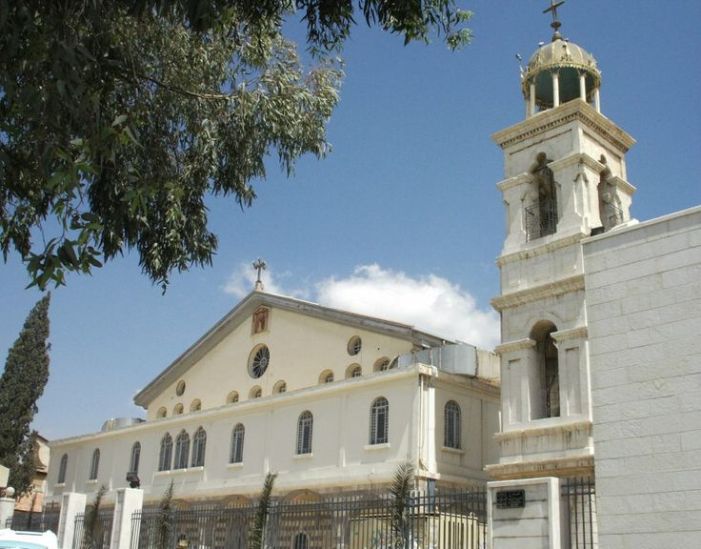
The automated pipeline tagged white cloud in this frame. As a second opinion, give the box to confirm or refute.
[223,262,499,350]
[316,264,499,350]
[222,263,289,299]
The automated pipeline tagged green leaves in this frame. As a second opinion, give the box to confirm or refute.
[0,1,471,290]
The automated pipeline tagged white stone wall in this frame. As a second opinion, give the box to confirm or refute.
[145,307,414,420]
[584,206,701,548]
[48,365,499,505]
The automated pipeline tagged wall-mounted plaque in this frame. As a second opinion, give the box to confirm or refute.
[496,489,526,509]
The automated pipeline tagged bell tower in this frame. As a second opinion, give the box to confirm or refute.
[486,7,637,480]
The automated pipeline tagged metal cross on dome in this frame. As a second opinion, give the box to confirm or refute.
[252,258,267,290]
[544,0,565,39]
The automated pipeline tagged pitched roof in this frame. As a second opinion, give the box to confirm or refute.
[133,290,452,408]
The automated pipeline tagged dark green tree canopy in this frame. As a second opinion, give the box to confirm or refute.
[0,1,472,290]
[0,294,51,495]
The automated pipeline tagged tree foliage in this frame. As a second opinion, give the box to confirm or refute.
[249,472,277,549]
[156,480,175,549]
[0,294,51,495]
[389,462,415,549]
[82,484,107,549]
[0,2,472,290]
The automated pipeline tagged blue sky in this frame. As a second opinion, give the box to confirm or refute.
[2,0,700,439]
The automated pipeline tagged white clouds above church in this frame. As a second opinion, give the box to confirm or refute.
[223,262,500,350]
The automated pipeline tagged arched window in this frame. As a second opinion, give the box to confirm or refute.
[129,442,141,474]
[444,401,461,449]
[250,386,262,399]
[89,449,100,480]
[293,532,309,549]
[159,433,173,471]
[190,399,201,412]
[191,427,207,467]
[273,380,287,394]
[319,370,334,384]
[58,454,68,484]
[227,391,239,404]
[370,397,389,445]
[346,364,362,378]
[156,407,167,418]
[173,403,184,415]
[231,424,245,464]
[531,321,560,419]
[374,357,391,372]
[174,430,190,470]
[296,411,313,455]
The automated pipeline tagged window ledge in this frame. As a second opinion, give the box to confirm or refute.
[227,462,244,469]
[364,442,391,451]
[54,483,65,488]
[86,479,98,484]
[154,466,205,476]
[441,446,464,455]
[293,453,313,460]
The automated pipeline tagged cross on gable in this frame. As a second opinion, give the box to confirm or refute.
[252,258,267,290]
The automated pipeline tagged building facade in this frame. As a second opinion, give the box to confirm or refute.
[47,291,500,506]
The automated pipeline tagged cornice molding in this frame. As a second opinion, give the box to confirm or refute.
[551,326,588,342]
[495,338,536,355]
[497,172,531,192]
[497,232,583,266]
[609,175,637,196]
[492,100,636,153]
[492,274,585,312]
[485,455,594,481]
[494,420,592,441]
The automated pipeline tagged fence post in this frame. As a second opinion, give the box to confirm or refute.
[109,488,144,549]
[0,495,15,529]
[57,492,86,549]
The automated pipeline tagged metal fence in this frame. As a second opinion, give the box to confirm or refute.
[6,503,61,533]
[130,489,487,549]
[562,477,597,549]
[72,510,114,549]
[525,200,557,241]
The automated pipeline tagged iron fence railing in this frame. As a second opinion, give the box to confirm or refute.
[525,200,558,241]
[130,489,487,549]
[6,503,60,534]
[562,477,597,549]
[73,510,113,549]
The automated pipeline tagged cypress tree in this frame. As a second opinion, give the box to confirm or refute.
[0,294,51,495]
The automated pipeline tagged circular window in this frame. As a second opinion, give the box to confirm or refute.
[175,380,186,396]
[248,345,270,378]
[347,336,362,356]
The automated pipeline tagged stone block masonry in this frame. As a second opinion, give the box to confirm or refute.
[584,206,701,548]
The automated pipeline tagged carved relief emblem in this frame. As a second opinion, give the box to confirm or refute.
[252,306,270,334]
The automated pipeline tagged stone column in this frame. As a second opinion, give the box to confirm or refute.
[488,477,563,549]
[579,73,587,101]
[552,72,560,108]
[57,492,87,549]
[110,488,144,549]
[594,88,601,112]
[0,496,15,529]
[529,82,536,117]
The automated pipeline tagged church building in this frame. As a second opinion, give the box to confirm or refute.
[46,288,501,505]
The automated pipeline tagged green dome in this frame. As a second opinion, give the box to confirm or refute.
[522,39,601,110]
